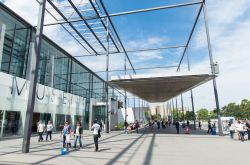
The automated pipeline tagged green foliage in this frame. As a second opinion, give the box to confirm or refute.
[184,111,194,120]
[220,99,250,119]
[197,108,209,121]
[151,114,163,120]
[116,122,124,130]
[209,110,217,119]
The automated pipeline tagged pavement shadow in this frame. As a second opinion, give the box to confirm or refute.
[31,132,123,164]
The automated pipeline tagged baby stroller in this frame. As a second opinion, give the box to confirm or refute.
[184,126,190,134]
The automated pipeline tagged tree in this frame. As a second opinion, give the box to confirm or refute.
[184,111,194,121]
[221,102,242,119]
[240,99,250,119]
[209,110,217,119]
[197,108,209,121]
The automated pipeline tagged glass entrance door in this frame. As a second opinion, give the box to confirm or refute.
[92,105,106,123]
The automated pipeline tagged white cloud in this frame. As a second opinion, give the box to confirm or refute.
[3,0,250,112]
[186,0,250,110]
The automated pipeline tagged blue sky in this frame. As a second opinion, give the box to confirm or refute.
[1,0,250,111]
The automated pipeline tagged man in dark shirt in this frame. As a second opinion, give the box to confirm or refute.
[175,121,180,134]
[246,120,250,140]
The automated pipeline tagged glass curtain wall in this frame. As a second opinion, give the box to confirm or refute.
[0,3,118,133]
[0,8,30,78]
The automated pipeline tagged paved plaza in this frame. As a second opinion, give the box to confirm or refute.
[0,126,249,165]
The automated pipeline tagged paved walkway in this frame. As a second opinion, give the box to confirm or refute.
[0,126,249,165]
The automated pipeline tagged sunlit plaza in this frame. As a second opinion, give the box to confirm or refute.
[0,0,250,164]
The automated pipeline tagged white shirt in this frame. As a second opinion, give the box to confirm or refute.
[92,123,100,135]
[37,123,44,132]
[229,124,235,131]
[75,126,80,136]
[235,123,244,132]
[46,124,53,131]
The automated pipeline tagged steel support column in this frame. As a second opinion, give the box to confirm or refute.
[0,110,6,137]
[181,94,184,121]
[22,0,46,153]
[133,96,136,122]
[105,17,110,133]
[0,24,6,69]
[176,97,179,121]
[124,55,127,122]
[203,2,223,136]
[138,98,141,122]
[172,99,175,122]
[186,48,196,130]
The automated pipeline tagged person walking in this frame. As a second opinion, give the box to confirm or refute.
[92,120,100,151]
[46,120,53,141]
[124,120,128,134]
[157,120,160,130]
[74,121,83,149]
[62,121,71,149]
[37,120,44,142]
[246,120,250,140]
[175,121,180,134]
[207,121,212,134]
[135,120,139,133]
[198,121,202,130]
[229,121,236,140]
[235,120,245,142]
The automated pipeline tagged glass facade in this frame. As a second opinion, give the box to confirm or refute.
[0,3,120,137]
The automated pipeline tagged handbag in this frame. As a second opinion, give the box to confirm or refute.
[98,129,101,138]
[66,134,71,143]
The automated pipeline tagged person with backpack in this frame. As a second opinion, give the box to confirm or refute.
[62,121,71,149]
[92,120,100,151]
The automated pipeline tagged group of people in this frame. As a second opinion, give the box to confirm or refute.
[207,121,217,134]
[148,120,172,129]
[37,120,53,142]
[228,120,250,141]
[37,119,103,152]
[124,120,140,134]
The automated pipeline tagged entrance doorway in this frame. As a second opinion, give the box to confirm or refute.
[92,105,106,124]
[32,113,52,132]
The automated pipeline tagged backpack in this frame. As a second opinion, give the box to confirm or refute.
[98,128,101,138]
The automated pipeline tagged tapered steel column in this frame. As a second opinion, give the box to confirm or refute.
[124,57,127,123]
[176,97,179,121]
[203,2,223,136]
[105,17,110,133]
[181,94,184,121]
[0,24,6,69]
[186,49,196,130]
[133,96,136,122]
[22,0,46,153]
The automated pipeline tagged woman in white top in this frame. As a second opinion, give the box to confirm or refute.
[92,120,100,151]
[235,120,245,141]
[46,120,53,141]
[229,121,235,139]
[37,120,44,142]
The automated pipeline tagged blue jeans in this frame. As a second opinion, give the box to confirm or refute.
[74,135,82,148]
[230,131,234,139]
[124,127,128,134]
